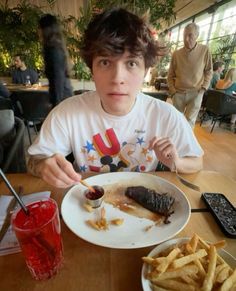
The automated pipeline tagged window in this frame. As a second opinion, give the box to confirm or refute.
[168,0,236,67]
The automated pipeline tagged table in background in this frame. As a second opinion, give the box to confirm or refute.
[6,83,49,93]
[142,87,169,101]
[0,171,235,291]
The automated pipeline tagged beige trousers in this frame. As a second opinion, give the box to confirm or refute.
[172,89,204,128]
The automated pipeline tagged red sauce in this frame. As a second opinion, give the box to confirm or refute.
[85,186,104,200]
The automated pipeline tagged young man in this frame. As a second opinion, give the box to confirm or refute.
[12,54,38,85]
[210,61,225,89]
[27,8,203,188]
[167,23,212,128]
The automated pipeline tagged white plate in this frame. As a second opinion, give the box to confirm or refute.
[61,172,190,249]
[141,237,236,291]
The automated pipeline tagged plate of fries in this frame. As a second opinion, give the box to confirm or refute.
[61,172,190,249]
[142,234,236,291]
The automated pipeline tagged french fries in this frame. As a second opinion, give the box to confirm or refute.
[142,234,236,291]
[86,207,124,231]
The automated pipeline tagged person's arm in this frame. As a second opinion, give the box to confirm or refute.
[27,153,82,188]
[167,52,177,96]
[202,48,213,90]
[149,137,203,173]
[30,70,39,84]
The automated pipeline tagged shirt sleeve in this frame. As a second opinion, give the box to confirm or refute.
[30,70,39,84]
[202,47,213,90]
[167,51,177,95]
[28,106,72,157]
[160,103,204,158]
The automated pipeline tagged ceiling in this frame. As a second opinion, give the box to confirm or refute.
[3,0,232,30]
[160,0,231,30]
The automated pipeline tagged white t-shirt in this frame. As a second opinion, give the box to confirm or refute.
[28,91,203,173]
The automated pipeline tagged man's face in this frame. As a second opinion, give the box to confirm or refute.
[218,65,225,73]
[92,50,146,116]
[183,28,198,50]
[14,56,23,69]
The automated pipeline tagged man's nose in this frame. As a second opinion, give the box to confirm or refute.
[111,64,125,84]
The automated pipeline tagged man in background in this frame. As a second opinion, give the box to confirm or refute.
[167,23,212,128]
[210,61,225,89]
[12,54,38,85]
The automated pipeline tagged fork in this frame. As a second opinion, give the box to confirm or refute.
[173,162,200,192]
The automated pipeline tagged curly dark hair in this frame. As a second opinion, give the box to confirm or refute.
[80,8,161,70]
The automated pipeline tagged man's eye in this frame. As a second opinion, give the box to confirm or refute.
[127,61,138,68]
[99,59,110,66]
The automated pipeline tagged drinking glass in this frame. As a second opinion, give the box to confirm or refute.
[11,198,63,280]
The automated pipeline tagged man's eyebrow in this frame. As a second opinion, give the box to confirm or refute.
[126,54,143,59]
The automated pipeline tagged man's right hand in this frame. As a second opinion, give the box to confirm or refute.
[28,153,82,189]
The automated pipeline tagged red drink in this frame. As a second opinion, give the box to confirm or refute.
[11,198,63,280]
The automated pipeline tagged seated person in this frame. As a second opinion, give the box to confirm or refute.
[27,8,203,189]
[0,81,10,98]
[210,61,225,89]
[215,67,236,128]
[12,54,38,85]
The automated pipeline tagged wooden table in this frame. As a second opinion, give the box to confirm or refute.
[0,171,235,291]
[6,83,48,92]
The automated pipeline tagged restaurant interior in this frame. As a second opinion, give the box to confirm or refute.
[0,1,236,291]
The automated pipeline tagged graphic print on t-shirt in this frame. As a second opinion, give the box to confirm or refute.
[79,128,156,173]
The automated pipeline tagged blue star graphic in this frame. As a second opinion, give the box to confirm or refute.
[137,137,145,145]
[83,140,95,153]
[79,165,87,172]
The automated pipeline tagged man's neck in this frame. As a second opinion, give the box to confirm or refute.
[185,42,197,52]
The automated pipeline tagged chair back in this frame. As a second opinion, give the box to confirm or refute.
[205,90,236,115]
[11,91,53,121]
[0,97,13,110]
[0,109,26,173]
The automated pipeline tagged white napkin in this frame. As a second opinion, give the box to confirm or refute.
[0,191,51,256]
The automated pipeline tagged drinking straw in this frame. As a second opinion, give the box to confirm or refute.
[0,168,29,215]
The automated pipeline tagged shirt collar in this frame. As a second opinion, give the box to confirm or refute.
[184,42,198,53]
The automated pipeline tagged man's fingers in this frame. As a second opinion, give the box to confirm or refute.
[40,154,82,188]
[149,137,172,150]
[55,154,81,182]
[42,170,74,188]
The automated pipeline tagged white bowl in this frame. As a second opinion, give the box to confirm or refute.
[141,237,236,291]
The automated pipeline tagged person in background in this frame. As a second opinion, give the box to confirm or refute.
[0,81,10,98]
[167,23,212,128]
[12,54,38,85]
[0,81,12,110]
[210,61,225,89]
[27,8,203,189]
[38,14,73,106]
[215,68,236,130]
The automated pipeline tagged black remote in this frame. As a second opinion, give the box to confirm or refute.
[201,193,236,238]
